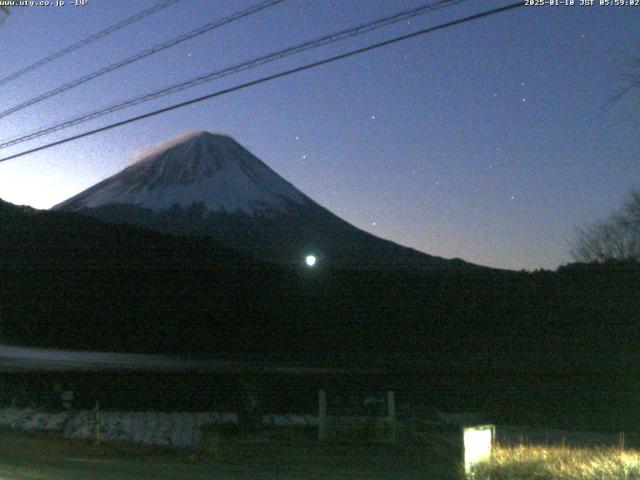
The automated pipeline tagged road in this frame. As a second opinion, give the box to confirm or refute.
[0,430,459,479]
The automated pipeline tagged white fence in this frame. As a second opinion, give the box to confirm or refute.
[0,408,318,448]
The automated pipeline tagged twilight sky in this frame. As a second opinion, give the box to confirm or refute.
[0,0,638,270]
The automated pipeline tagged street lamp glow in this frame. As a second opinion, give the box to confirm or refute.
[305,255,317,267]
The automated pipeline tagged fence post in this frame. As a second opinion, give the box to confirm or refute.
[318,390,328,441]
[94,401,101,446]
[387,391,396,444]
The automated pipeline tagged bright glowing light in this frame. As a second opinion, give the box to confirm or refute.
[463,425,494,475]
[305,255,317,267]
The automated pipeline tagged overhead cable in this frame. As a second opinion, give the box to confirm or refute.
[0,0,471,149]
[0,0,184,87]
[0,2,525,164]
[0,0,285,119]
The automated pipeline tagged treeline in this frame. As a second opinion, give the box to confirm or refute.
[1,199,639,430]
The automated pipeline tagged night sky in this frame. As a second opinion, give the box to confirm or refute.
[0,0,638,270]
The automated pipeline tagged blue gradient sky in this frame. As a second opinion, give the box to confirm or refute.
[0,0,638,270]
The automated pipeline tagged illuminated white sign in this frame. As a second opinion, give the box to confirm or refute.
[463,425,494,477]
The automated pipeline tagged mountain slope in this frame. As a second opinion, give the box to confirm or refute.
[0,196,506,359]
[0,197,299,355]
[53,131,481,271]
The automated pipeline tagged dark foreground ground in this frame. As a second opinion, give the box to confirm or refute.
[0,429,460,480]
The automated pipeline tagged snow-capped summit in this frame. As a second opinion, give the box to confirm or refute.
[55,131,309,215]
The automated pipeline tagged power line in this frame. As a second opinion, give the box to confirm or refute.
[0,0,285,120]
[0,2,525,165]
[0,0,471,149]
[0,0,184,87]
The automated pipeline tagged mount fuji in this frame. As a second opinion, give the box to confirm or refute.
[54,131,478,271]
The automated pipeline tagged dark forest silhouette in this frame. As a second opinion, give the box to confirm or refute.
[1,198,639,431]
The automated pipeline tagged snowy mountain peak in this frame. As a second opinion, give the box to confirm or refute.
[52,131,482,271]
[54,132,309,215]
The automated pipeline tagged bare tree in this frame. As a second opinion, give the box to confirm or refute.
[571,190,640,263]
[608,46,640,114]
[572,46,640,264]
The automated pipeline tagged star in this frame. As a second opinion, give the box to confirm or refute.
[371,115,376,120]
[371,221,377,227]
[302,154,307,159]
[295,136,299,140]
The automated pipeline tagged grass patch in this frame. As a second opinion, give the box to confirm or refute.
[475,444,640,480]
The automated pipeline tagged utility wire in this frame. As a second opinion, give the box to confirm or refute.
[0,0,285,120]
[0,0,471,149]
[0,2,525,165]
[0,0,184,87]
